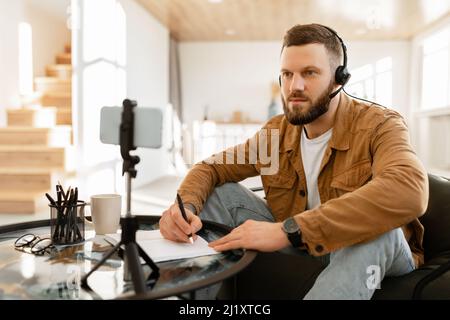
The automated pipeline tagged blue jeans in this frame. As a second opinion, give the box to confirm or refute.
[196,182,415,300]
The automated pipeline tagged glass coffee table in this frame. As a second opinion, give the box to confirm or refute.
[0,215,256,300]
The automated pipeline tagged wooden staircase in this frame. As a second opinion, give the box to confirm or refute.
[1,44,73,214]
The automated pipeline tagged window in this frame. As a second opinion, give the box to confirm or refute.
[346,57,392,107]
[421,27,450,110]
[413,24,450,176]
[18,22,33,95]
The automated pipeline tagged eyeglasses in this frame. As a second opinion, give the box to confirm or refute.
[14,234,54,255]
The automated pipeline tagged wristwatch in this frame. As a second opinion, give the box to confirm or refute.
[282,217,303,247]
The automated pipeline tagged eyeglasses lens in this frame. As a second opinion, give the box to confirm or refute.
[15,234,37,248]
[31,238,53,254]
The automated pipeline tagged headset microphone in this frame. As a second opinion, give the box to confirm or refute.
[329,86,343,99]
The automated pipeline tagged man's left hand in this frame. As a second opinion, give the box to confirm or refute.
[209,220,290,252]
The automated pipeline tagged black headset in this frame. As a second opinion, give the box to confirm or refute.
[278,24,351,99]
[321,25,384,106]
[322,25,351,99]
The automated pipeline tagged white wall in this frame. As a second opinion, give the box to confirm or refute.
[73,0,169,199]
[120,0,170,188]
[179,42,282,125]
[24,0,71,77]
[0,0,70,126]
[346,41,410,121]
[179,40,411,126]
[0,1,22,126]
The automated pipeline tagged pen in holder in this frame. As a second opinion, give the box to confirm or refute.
[47,184,85,245]
[49,201,85,245]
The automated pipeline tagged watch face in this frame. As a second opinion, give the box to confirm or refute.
[284,218,299,233]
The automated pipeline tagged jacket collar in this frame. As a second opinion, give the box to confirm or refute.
[329,93,352,151]
[281,92,352,153]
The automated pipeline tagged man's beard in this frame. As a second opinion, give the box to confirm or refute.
[282,81,335,125]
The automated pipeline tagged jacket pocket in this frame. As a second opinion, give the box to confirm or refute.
[331,160,372,192]
[266,173,296,189]
[265,173,296,219]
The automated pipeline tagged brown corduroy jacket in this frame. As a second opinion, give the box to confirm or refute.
[178,93,429,267]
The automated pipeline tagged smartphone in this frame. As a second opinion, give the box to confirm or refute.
[99,106,163,148]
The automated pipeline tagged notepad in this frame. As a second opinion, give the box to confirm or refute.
[105,230,220,263]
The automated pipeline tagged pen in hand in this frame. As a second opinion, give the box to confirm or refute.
[176,193,194,244]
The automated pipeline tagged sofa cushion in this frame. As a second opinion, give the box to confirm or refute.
[373,253,450,299]
[420,174,450,261]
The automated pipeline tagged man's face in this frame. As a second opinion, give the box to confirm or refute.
[280,43,337,125]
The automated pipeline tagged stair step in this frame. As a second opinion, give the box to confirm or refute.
[0,168,53,192]
[41,92,71,107]
[35,77,71,94]
[46,65,72,79]
[0,192,47,214]
[0,126,71,146]
[7,108,57,127]
[56,107,72,125]
[64,43,71,53]
[19,92,43,107]
[56,53,71,64]
[0,146,68,170]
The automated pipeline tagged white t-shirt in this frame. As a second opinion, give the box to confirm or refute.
[301,127,333,210]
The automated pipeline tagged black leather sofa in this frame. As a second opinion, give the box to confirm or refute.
[218,173,450,300]
[373,173,450,299]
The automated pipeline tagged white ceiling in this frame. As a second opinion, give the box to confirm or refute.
[136,0,450,41]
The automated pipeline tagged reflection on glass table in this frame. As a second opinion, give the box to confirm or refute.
[0,216,255,300]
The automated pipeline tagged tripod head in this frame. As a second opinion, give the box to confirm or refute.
[120,99,140,178]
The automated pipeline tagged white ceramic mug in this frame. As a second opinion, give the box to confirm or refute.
[86,194,122,234]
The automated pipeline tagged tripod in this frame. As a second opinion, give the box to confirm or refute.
[81,99,159,295]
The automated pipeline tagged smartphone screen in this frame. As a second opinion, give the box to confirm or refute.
[99,106,163,148]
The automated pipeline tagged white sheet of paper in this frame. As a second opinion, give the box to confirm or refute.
[105,230,220,263]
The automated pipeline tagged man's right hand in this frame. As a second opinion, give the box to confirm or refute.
[159,203,203,243]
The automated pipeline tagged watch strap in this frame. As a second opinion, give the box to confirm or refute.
[287,231,302,247]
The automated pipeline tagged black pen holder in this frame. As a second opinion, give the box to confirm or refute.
[50,200,86,245]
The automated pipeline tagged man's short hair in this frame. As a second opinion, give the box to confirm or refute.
[281,24,343,72]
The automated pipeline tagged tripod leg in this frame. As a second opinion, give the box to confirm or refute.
[125,242,147,294]
[81,241,122,287]
[136,244,160,285]
[137,244,159,273]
